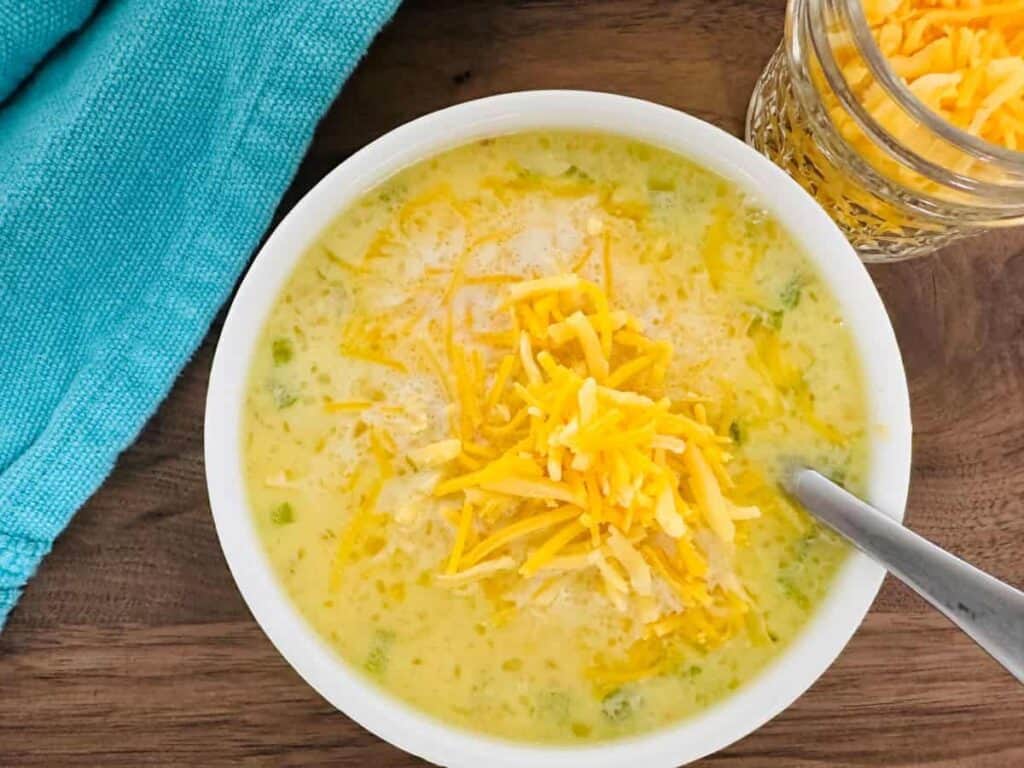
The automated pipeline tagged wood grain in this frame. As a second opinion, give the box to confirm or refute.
[2,0,1023,765]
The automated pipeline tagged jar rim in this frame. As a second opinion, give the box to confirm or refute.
[824,0,1024,171]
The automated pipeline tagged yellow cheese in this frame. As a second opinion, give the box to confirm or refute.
[859,0,1024,150]
[771,1,1024,244]
[409,439,463,467]
[462,505,578,568]
[684,447,734,544]
[520,520,588,576]
[562,311,609,380]
[605,528,652,595]
[502,274,581,305]
[323,400,372,413]
[445,501,475,574]
[339,348,408,373]
[428,273,754,649]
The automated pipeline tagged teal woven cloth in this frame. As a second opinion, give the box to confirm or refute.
[0,0,400,629]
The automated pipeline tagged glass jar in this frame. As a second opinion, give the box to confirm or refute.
[746,0,1024,262]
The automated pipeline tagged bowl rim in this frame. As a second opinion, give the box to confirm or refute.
[204,89,912,768]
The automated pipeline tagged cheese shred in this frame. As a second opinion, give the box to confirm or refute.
[430,273,760,653]
[862,0,1024,151]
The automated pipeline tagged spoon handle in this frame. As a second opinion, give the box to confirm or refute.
[788,468,1024,684]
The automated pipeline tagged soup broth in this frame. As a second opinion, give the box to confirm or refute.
[243,132,869,743]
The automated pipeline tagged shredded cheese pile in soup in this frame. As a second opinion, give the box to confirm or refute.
[243,132,869,743]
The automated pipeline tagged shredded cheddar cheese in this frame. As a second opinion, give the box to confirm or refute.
[863,0,1024,150]
[818,0,1024,211]
[419,273,759,651]
[750,0,1024,257]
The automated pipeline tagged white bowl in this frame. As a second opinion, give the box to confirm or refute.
[205,90,912,768]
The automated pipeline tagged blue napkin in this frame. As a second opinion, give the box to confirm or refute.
[0,0,400,629]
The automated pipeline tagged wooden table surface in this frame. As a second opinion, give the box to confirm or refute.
[3,1,1023,766]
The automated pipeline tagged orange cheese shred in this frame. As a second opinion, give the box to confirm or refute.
[426,272,760,654]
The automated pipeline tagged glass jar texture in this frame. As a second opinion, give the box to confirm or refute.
[747,0,1024,262]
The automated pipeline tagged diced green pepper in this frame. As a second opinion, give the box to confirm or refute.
[270,502,294,526]
[780,276,802,310]
[777,574,810,610]
[647,168,676,192]
[563,164,593,182]
[364,629,396,675]
[272,337,294,365]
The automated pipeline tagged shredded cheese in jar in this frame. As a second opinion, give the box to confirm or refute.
[864,0,1024,151]
[747,0,1024,260]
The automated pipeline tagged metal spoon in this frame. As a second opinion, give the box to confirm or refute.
[786,467,1024,684]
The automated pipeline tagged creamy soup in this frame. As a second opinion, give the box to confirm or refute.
[243,132,869,743]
